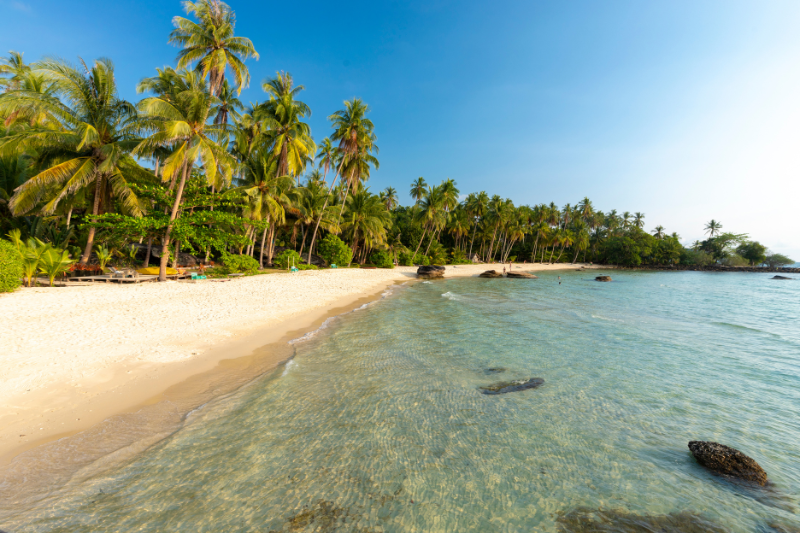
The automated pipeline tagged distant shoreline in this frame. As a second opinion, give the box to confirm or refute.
[609,264,800,274]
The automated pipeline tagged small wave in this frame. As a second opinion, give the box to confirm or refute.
[591,314,624,322]
[288,316,335,345]
[354,303,371,311]
[441,291,463,301]
[711,321,780,338]
[422,281,432,284]
[281,359,297,377]
[185,402,209,419]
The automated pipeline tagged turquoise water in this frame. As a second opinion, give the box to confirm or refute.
[3,271,800,532]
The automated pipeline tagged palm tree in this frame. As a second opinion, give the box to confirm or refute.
[705,219,722,237]
[211,79,243,124]
[464,190,488,258]
[622,211,631,228]
[0,51,30,91]
[238,155,293,267]
[170,0,259,96]
[342,189,390,264]
[134,68,235,280]
[412,185,445,260]
[410,177,427,203]
[380,187,398,210]
[633,212,645,229]
[652,225,665,239]
[315,137,335,181]
[2,58,149,263]
[258,72,314,179]
[306,98,377,265]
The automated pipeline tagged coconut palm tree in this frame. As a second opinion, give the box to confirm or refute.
[134,68,236,280]
[315,137,335,181]
[2,58,150,264]
[633,212,645,229]
[342,189,390,264]
[464,190,488,258]
[306,98,377,265]
[258,72,314,179]
[410,177,427,204]
[652,225,665,239]
[0,51,30,91]
[211,79,243,124]
[380,187,398,210]
[412,185,445,260]
[705,219,722,237]
[238,155,293,267]
[169,0,259,96]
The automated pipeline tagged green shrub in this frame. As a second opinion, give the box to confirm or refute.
[427,241,447,266]
[448,248,472,265]
[369,250,394,268]
[318,234,353,267]
[0,239,23,293]
[221,252,260,273]
[274,249,301,270]
[296,264,318,271]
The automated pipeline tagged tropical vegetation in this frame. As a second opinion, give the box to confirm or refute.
[0,0,793,291]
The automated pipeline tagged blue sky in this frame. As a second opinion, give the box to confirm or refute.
[2,0,799,258]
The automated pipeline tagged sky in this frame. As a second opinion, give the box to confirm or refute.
[2,0,799,259]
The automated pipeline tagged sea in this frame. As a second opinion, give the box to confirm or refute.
[2,270,799,532]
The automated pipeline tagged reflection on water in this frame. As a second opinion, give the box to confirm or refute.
[2,271,799,532]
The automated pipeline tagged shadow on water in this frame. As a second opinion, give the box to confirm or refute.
[556,508,731,533]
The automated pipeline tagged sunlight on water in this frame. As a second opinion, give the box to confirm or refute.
[3,271,799,532]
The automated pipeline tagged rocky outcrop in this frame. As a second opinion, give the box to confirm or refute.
[479,270,502,278]
[595,276,612,282]
[479,378,544,395]
[506,272,538,279]
[688,441,768,486]
[417,265,445,279]
[772,275,793,280]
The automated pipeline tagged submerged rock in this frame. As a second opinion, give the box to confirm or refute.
[595,276,612,282]
[556,507,731,533]
[771,275,793,280]
[506,272,538,279]
[417,265,445,279]
[479,270,502,278]
[688,441,768,486]
[483,367,506,375]
[479,377,544,395]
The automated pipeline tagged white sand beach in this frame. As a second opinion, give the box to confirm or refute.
[0,263,599,466]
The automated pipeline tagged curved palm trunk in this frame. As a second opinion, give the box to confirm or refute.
[143,236,153,268]
[531,234,540,263]
[307,158,349,265]
[79,173,103,264]
[572,246,580,263]
[412,225,428,261]
[159,161,191,282]
[258,218,270,268]
[487,226,498,263]
[424,225,441,257]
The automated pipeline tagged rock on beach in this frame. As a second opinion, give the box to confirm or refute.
[417,265,445,279]
[506,272,537,279]
[595,276,612,282]
[479,270,503,278]
[688,441,768,486]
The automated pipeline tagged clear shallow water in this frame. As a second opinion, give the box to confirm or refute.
[4,271,800,532]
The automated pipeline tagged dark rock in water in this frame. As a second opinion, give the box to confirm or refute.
[771,275,793,280]
[507,272,537,279]
[688,441,768,486]
[479,377,544,395]
[417,265,445,279]
[483,367,506,375]
[479,270,502,278]
[556,507,731,533]
[595,276,612,282]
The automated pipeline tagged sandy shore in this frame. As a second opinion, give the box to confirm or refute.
[0,263,599,476]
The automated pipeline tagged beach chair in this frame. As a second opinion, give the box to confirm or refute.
[290,266,299,273]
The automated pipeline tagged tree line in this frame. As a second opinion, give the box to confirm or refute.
[0,0,793,284]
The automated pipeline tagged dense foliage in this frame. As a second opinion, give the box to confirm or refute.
[0,0,792,286]
[0,238,23,292]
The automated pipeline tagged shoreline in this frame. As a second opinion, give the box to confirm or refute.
[0,263,600,507]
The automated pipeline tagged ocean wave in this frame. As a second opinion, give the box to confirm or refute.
[441,291,463,301]
[281,359,297,377]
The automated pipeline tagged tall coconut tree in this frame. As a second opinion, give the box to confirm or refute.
[704,219,722,237]
[380,186,398,210]
[342,189,390,265]
[633,212,645,229]
[0,51,30,91]
[134,68,235,280]
[258,71,314,179]
[464,190,488,258]
[410,177,427,204]
[1,58,150,263]
[315,137,335,181]
[412,185,446,260]
[306,98,377,265]
[170,0,259,96]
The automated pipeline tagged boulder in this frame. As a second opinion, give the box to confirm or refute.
[506,272,537,279]
[688,441,768,486]
[595,276,612,282]
[479,377,545,395]
[417,265,445,279]
[772,275,793,280]
[479,270,502,278]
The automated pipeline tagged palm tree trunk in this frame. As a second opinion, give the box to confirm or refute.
[572,246,580,263]
[487,226,499,263]
[413,226,428,260]
[468,219,478,259]
[173,241,181,268]
[259,219,269,268]
[424,226,441,256]
[159,161,191,282]
[80,173,103,264]
[307,157,348,265]
[144,236,153,268]
[299,225,308,259]
[349,227,358,267]
[65,207,73,229]
[531,234,540,263]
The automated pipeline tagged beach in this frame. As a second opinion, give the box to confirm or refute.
[0,263,597,470]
